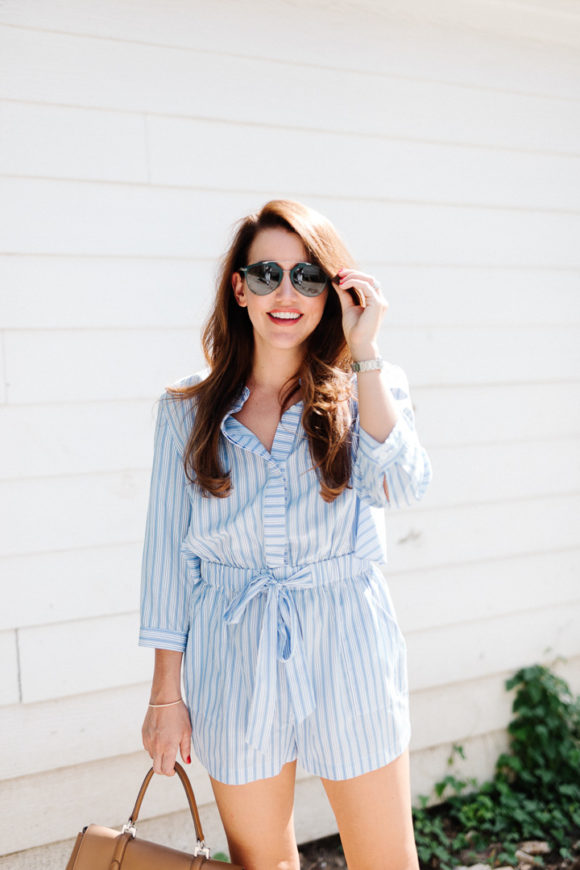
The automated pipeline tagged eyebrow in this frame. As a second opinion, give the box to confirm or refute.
[253,259,312,266]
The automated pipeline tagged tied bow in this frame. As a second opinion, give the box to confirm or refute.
[223,566,317,754]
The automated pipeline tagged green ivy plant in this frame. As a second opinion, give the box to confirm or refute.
[413,660,580,870]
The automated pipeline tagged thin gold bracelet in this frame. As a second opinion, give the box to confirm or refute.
[148,698,183,708]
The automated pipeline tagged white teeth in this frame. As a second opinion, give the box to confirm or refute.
[270,311,301,319]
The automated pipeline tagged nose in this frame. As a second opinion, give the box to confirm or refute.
[275,269,298,299]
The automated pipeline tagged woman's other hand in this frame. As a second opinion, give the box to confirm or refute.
[141,699,192,776]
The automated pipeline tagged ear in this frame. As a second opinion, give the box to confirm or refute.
[231,271,247,307]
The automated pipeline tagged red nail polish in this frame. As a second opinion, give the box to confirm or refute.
[187,755,191,764]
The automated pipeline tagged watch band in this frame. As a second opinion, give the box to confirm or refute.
[351,356,384,373]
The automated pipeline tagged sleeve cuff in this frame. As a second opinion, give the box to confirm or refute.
[357,415,408,466]
[138,627,188,652]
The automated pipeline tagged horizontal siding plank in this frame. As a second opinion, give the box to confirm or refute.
[406,600,580,692]
[0,180,243,258]
[0,101,148,182]
[2,180,580,267]
[4,329,206,403]
[426,438,580,507]
[0,0,579,97]
[147,115,580,210]
[410,656,580,752]
[18,612,151,703]
[0,330,5,403]
[0,400,156,479]
[1,257,579,330]
[1,27,579,153]
[0,256,214,330]
[3,325,578,405]
[5,100,579,210]
[0,684,149,779]
[315,196,580,269]
[389,549,580,633]
[384,495,580,571]
[0,544,141,631]
[385,268,580,328]
[415,382,580,447]
[0,471,149,557]
[386,325,579,389]
[0,630,19,705]
[410,672,514,752]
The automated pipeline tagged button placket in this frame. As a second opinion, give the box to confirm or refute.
[263,459,286,566]
[221,399,303,569]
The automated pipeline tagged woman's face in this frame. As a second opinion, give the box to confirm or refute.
[231,227,329,356]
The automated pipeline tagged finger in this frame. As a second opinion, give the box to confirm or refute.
[180,733,192,765]
[333,280,362,310]
[337,268,379,284]
[339,276,376,303]
[350,284,368,307]
[338,270,384,296]
[161,750,177,776]
[339,273,375,290]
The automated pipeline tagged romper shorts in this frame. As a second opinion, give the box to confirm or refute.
[183,552,411,784]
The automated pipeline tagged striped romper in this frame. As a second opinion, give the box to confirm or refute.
[139,363,432,784]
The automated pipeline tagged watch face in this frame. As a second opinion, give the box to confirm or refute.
[352,359,383,372]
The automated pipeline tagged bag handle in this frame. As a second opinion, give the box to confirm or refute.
[121,762,211,859]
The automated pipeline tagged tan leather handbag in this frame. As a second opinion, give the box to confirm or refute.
[65,761,244,869]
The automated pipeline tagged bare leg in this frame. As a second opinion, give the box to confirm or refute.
[209,758,300,870]
[320,747,419,870]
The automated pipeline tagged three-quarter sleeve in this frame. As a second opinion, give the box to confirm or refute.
[138,394,193,652]
[351,365,432,510]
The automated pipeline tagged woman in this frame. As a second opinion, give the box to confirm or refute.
[139,199,431,870]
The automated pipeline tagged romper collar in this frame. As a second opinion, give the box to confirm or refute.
[218,385,250,432]
[219,382,305,428]
[219,384,304,462]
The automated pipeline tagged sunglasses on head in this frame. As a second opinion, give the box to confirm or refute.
[238,260,331,297]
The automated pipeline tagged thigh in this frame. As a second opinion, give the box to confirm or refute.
[320,747,419,870]
[209,759,300,870]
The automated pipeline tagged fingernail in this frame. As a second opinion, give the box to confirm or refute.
[187,755,191,764]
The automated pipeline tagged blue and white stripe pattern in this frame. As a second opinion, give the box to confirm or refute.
[139,363,432,783]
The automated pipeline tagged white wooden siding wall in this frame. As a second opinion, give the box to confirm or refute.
[1,0,579,864]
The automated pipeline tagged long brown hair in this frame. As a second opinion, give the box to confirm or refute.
[166,199,358,503]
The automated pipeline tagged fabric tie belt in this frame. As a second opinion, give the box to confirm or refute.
[198,553,371,755]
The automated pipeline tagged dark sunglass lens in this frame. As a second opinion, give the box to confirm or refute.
[294,264,327,296]
[246,262,282,294]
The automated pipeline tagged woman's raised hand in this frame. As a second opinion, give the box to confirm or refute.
[141,700,192,776]
[332,267,389,359]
